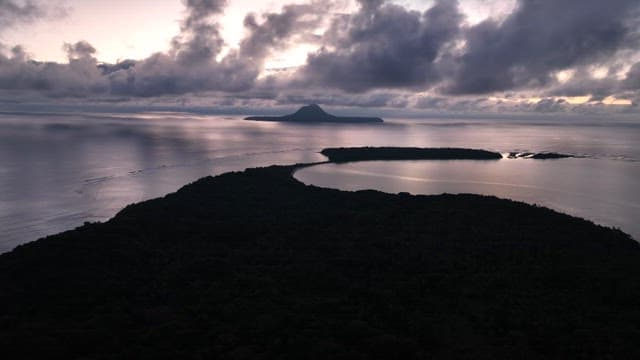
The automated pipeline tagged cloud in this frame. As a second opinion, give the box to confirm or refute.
[106,0,261,96]
[357,0,385,12]
[532,98,567,113]
[108,51,258,97]
[0,0,339,99]
[296,0,463,92]
[623,62,640,90]
[0,0,45,30]
[0,0,639,115]
[64,40,96,60]
[0,42,107,97]
[275,90,409,108]
[544,67,621,101]
[170,0,227,65]
[444,0,640,94]
[73,0,334,97]
[0,0,68,34]
[240,1,327,60]
[0,0,260,97]
[414,95,451,110]
[183,0,227,22]
[110,0,332,97]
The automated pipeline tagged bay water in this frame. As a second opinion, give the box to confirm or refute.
[1,112,639,253]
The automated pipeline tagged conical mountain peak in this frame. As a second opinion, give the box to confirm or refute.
[292,104,329,117]
[245,104,383,123]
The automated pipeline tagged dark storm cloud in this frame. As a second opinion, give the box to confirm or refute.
[544,67,622,101]
[0,41,106,96]
[183,0,227,23]
[108,51,259,96]
[240,2,327,60]
[0,0,44,29]
[444,0,640,95]
[170,0,227,65]
[98,59,136,75]
[63,41,96,59]
[532,98,567,113]
[276,90,408,108]
[623,62,640,90]
[357,0,385,12]
[298,0,463,92]
[414,96,450,109]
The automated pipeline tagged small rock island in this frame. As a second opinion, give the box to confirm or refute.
[245,104,384,123]
[508,152,576,159]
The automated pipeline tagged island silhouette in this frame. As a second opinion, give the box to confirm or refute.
[1,147,636,359]
[321,147,503,162]
[245,104,384,123]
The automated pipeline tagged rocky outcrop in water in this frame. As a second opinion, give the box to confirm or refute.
[508,151,575,159]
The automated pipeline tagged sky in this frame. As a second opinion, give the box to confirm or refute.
[1,0,639,115]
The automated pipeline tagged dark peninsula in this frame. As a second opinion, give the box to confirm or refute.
[321,146,503,162]
[245,104,384,123]
[2,148,639,359]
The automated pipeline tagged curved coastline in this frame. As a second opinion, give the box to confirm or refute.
[1,147,638,359]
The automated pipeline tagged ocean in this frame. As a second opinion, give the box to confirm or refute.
[1,111,639,253]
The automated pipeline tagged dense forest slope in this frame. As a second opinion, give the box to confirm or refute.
[1,163,639,359]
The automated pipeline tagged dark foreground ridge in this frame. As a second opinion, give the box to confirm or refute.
[2,162,640,358]
[322,146,503,162]
[245,104,384,123]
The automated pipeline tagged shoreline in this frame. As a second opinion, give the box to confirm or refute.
[2,147,638,358]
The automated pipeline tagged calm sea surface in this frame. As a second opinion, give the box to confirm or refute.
[1,112,639,253]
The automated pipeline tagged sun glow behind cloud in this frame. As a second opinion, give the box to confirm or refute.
[490,95,631,106]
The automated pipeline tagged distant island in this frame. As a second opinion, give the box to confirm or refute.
[1,147,637,359]
[321,147,503,162]
[245,104,384,123]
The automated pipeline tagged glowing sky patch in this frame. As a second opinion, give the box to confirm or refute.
[555,69,575,83]
[2,0,183,63]
[602,96,632,105]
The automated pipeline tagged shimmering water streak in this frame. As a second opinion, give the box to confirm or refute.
[1,112,639,252]
[295,158,640,241]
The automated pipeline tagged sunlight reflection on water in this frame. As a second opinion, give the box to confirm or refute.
[1,112,639,252]
[295,158,640,241]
